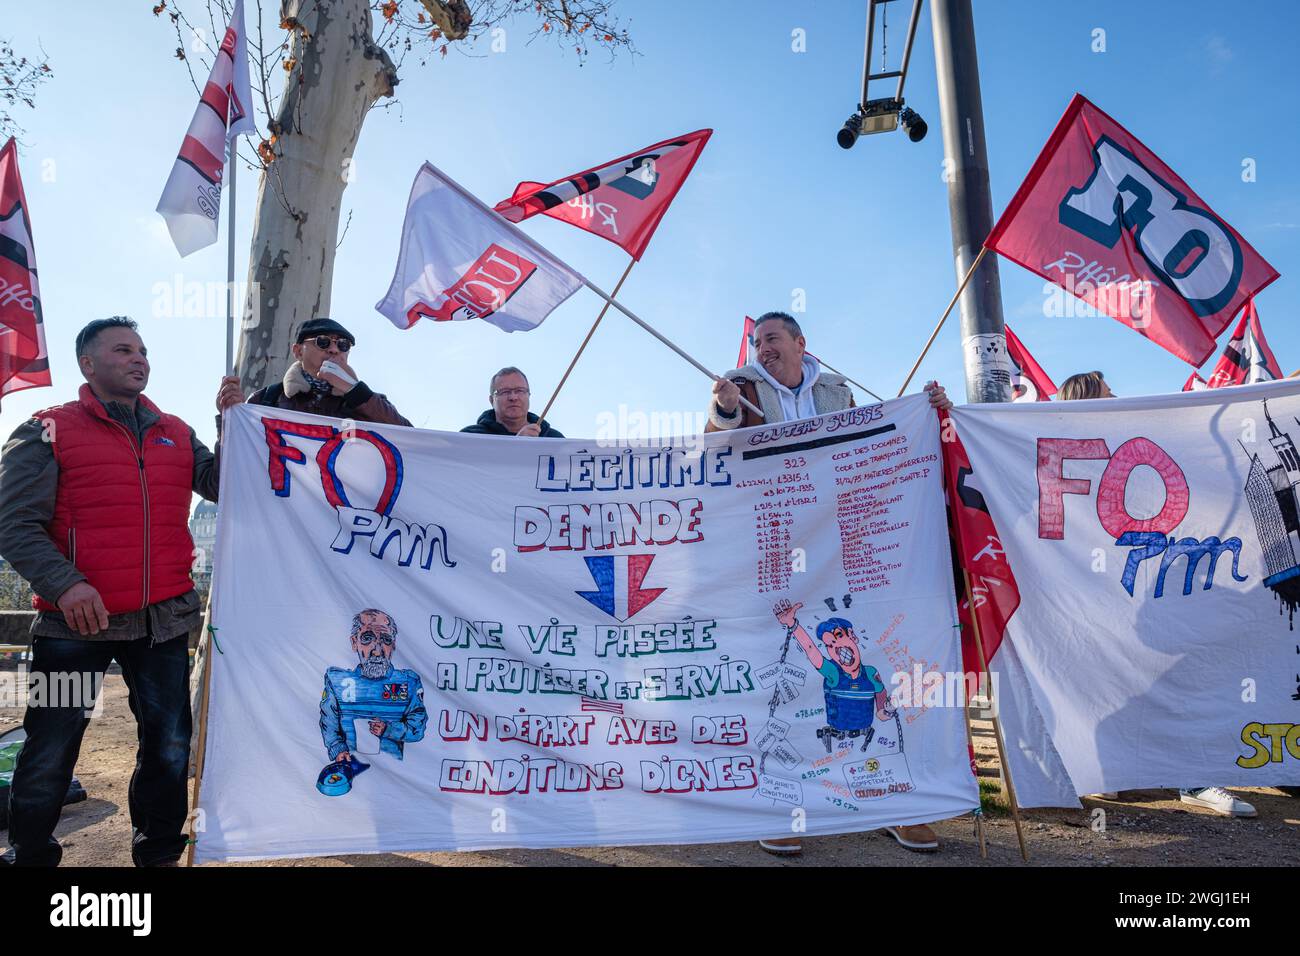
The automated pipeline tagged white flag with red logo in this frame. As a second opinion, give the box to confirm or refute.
[1005,325,1057,402]
[0,138,51,407]
[376,163,584,333]
[156,0,255,257]
[1204,298,1282,388]
[494,130,711,261]
[1182,371,1208,392]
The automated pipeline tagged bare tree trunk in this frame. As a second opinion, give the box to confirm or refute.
[237,0,397,392]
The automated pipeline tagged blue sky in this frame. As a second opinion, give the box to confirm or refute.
[3,0,1298,457]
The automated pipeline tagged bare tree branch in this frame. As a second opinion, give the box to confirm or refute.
[0,38,53,140]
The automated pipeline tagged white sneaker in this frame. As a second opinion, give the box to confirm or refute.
[1179,787,1256,817]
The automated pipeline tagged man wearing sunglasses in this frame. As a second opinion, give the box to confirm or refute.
[219,318,410,426]
[461,367,564,438]
[319,608,427,766]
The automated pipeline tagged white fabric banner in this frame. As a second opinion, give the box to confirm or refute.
[196,396,975,862]
[155,0,254,257]
[375,163,584,333]
[952,380,1300,806]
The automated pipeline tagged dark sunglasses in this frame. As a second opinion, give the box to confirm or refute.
[309,335,352,352]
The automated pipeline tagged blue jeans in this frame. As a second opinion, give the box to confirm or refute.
[3,634,191,867]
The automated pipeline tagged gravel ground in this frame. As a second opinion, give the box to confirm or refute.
[3,668,1297,867]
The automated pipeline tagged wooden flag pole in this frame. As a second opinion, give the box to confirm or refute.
[815,358,884,402]
[960,669,989,859]
[540,258,636,423]
[897,245,990,397]
[579,277,764,420]
[962,567,1029,862]
[225,157,237,377]
[185,605,215,867]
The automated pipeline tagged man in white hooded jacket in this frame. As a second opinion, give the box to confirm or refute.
[708,311,950,432]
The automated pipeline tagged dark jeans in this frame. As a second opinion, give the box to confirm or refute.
[3,634,191,867]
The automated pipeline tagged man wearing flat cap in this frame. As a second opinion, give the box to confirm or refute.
[216,318,411,426]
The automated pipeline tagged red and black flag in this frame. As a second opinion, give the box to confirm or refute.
[1005,324,1057,402]
[0,138,51,407]
[1204,297,1282,388]
[941,411,1021,677]
[495,130,711,261]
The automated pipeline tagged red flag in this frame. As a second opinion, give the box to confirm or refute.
[1204,298,1282,388]
[737,315,756,368]
[941,413,1020,676]
[0,138,51,408]
[1182,371,1208,392]
[494,130,711,261]
[986,94,1279,367]
[1005,324,1057,402]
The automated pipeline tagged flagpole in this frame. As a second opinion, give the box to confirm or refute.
[225,154,237,377]
[962,567,1029,862]
[815,359,883,402]
[897,245,989,397]
[423,162,764,421]
[185,606,215,867]
[540,257,636,423]
[961,671,988,859]
[580,276,763,419]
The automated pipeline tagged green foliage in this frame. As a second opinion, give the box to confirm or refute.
[0,562,34,611]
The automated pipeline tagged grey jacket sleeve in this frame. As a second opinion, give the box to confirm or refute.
[191,429,220,503]
[0,419,86,604]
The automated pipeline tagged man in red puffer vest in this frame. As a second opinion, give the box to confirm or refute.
[0,317,220,867]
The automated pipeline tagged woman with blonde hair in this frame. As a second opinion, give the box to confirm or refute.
[1057,370,1113,401]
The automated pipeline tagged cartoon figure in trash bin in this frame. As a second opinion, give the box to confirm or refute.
[773,599,894,752]
[319,609,428,769]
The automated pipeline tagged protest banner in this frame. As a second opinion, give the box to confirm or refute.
[194,395,975,861]
[951,380,1300,806]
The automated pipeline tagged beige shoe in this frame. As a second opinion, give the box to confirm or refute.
[882,824,939,852]
[758,837,802,856]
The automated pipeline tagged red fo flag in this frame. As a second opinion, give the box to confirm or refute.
[941,413,1020,675]
[0,138,51,407]
[1005,324,1056,402]
[1182,371,1208,392]
[986,94,1279,367]
[494,130,711,261]
[1204,298,1282,388]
